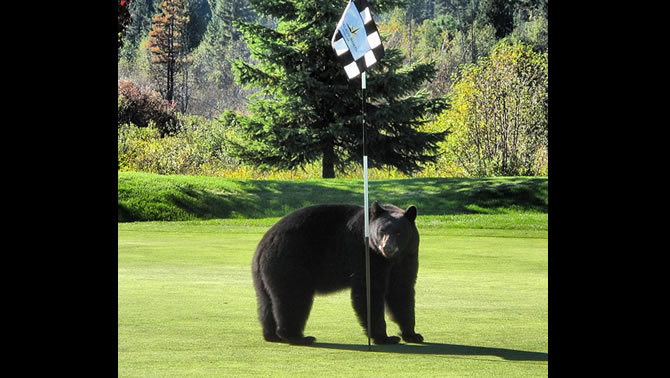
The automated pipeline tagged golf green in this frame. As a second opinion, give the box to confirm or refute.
[118,217,547,376]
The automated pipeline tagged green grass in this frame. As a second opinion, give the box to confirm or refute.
[118,215,548,377]
[118,172,547,221]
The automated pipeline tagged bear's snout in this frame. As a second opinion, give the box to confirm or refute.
[377,233,400,258]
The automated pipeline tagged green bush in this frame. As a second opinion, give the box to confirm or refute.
[434,41,548,176]
[118,114,244,176]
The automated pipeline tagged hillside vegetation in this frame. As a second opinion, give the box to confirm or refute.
[118,0,548,179]
[118,171,547,222]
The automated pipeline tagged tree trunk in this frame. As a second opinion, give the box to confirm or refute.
[166,63,174,102]
[471,20,476,63]
[322,141,335,179]
[166,16,175,103]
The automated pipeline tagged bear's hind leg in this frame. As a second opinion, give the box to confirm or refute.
[272,286,316,345]
[254,271,281,342]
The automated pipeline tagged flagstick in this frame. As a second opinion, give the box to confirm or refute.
[361,71,372,351]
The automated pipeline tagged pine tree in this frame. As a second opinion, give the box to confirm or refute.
[147,0,190,103]
[188,0,255,117]
[119,0,155,61]
[231,0,449,178]
[118,0,133,49]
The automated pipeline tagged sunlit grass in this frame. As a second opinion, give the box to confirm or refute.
[118,216,547,377]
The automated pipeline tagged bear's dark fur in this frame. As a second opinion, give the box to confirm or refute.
[251,202,423,345]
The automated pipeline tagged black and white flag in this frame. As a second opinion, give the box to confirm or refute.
[331,0,385,80]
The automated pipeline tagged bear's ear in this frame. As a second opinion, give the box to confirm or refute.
[405,205,417,222]
[370,201,385,219]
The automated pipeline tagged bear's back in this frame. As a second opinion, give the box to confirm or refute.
[254,204,364,292]
[270,204,360,232]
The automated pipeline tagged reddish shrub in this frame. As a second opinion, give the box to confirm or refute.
[118,80,179,136]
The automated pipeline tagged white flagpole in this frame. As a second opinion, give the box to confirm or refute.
[362,71,372,351]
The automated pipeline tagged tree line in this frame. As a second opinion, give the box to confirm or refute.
[118,0,548,178]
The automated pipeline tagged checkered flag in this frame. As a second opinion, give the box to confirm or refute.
[331,0,385,80]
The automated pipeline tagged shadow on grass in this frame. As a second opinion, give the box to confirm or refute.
[166,178,547,219]
[164,180,362,220]
[372,177,548,215]
[311,341,548,362]
[118,175,548,221]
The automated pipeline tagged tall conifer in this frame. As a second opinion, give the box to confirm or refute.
[147,0,190,103]
[231,0,449,178]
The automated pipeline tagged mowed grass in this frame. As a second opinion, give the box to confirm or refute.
[118,215,548,377]
[118,172,547,221]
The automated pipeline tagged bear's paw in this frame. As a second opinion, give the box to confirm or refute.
[402,333,424,343]
[373,335,401,345]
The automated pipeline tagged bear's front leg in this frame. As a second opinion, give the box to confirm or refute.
[386,285,423,343]
[385,257,424,344]
[351,284,400,345]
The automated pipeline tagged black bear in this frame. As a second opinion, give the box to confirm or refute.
[251,201,423,345]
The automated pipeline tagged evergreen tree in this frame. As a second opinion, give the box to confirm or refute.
[183,0,212,51]
[119,0,156,61]
[205,0,253,44]
[187,0,254,117]
[230,0,448,178]
[147,0,190,103]
[118,0,133,49]
[479,0,513,38]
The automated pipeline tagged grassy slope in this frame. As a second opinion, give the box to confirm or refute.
[118,218,547,377]
[118,172,547,221]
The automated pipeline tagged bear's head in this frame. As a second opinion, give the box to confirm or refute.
[369,201,419,259]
